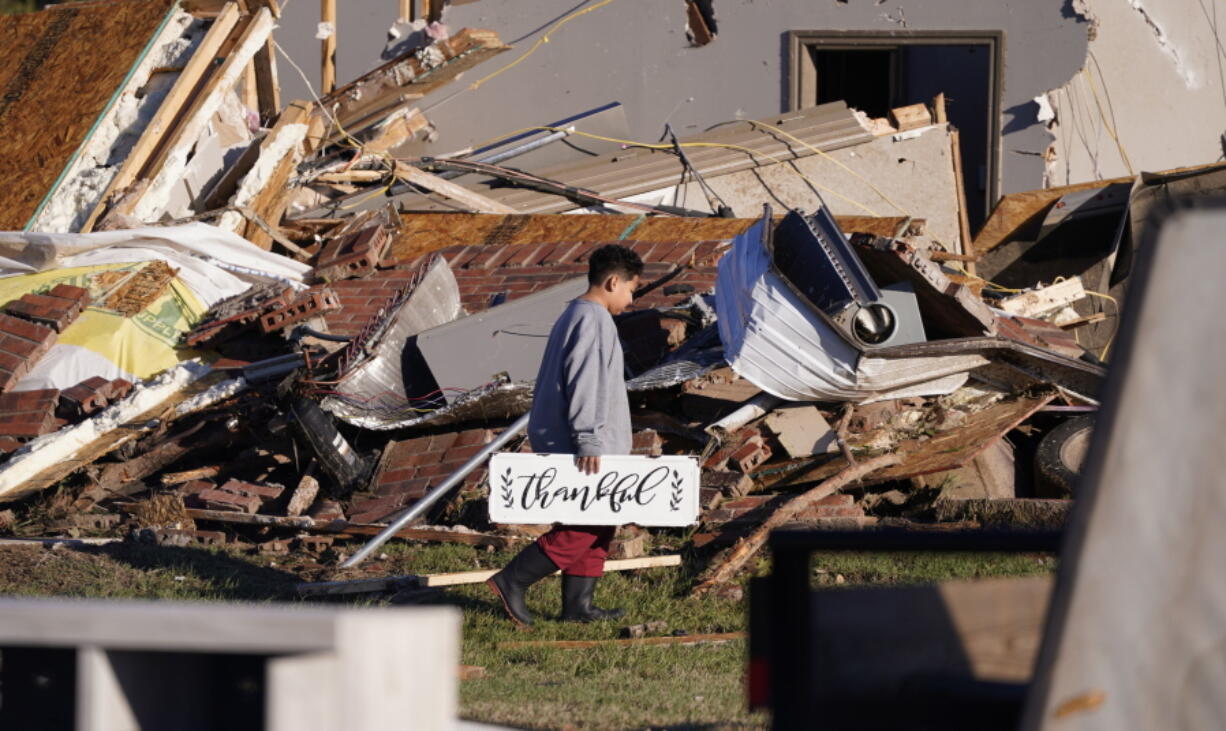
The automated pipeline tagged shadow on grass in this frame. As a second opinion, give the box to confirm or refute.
[81,542,303,601]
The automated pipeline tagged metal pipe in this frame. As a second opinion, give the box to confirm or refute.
[340,412,530,567]
[428,128,572,182]
[705,393,783,439]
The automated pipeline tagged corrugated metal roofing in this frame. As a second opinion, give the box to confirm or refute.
[311,102,874,217]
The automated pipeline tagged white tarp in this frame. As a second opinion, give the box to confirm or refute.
[0,224,310,390]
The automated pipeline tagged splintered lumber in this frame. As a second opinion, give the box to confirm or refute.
[296,555,682,596]
[0,0,180,230]
[220,100,313,248]
[394,163,519,214]
[498,632,746,650]
[130,7,275,222]
[691,454,901,596]
[458,665,487,680]
[84,0,241,227]
[0,367,224,505]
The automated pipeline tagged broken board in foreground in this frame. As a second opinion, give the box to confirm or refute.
[488,453,700,527]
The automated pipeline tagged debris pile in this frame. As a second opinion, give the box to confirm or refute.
[1,0,1218,590]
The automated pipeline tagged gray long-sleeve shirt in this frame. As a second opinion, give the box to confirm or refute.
[527,298,632,457]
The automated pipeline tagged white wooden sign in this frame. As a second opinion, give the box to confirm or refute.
[487,453,701,527]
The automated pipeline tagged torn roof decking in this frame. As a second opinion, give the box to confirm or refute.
[0,0,177,231]
[324,239,726,337]
[390,213,920,261]
[305,102,873,217]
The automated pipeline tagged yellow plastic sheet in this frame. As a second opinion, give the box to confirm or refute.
[0,263,207,381]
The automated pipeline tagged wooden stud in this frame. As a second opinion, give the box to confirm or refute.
[950,128,975,262]
[253,37,281,124]
[932,92,948,124]
[399,0,413,23]
[321,0,336,94]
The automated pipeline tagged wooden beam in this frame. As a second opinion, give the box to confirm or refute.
[253,37,281,124]
[81,3,242,231]
[998,277,1087,319]
[394,162,519,214]
[242,59,259,111]
[498,632,745,650]
[295,555,682,596]
[423,555,681,587]
[321,0,336,94]
[950,128,974,263]
[399,0,413,23]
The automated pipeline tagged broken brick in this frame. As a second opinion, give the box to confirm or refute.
[195,488,262,514]
[730,436,772,474]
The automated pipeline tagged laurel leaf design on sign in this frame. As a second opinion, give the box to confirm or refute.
[669,470,683,511]
[500,467,514,508]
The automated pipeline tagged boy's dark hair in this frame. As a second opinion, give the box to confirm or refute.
[587,244,644,286]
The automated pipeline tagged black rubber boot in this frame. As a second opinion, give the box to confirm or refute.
[487,543,558,628]
[560,575,625,622]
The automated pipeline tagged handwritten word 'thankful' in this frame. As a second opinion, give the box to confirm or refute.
[517,466,670,513]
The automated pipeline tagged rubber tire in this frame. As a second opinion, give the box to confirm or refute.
[1034,416,1094,498]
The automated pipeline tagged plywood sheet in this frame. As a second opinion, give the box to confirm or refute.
[391,213,916,262]
[0,0,176,230]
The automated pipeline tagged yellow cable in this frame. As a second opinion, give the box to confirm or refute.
[1082,67,1134,176]
[468,0,620,91]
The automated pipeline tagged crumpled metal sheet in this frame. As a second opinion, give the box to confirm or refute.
[322,256,464,427]
[715,211,980,402]
[627,324,725,391]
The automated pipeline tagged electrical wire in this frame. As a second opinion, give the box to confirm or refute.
[1081,65,1134,176]
[458,126,883,215]
[466,0,620,92]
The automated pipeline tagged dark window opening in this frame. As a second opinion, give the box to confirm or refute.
[794,34,1001,235]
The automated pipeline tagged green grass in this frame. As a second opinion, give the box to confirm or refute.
[0,540,1055,729]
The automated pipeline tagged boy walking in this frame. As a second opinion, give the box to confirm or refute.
[487,244,644,627]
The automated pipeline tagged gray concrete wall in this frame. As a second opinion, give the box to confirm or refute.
[273,1,1089,197]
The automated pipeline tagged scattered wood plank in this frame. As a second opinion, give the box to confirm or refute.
[82,3,243,232]
[424,555,682,588]
[0,537,123,548]
[296,555,682,596]
[458,665,487,680]
[498,632,746,650]
[394,163,519,214]
[691,454,901,596]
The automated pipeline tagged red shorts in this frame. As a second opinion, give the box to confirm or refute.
[536,525,616,577]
